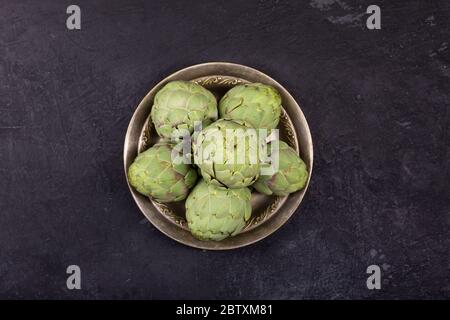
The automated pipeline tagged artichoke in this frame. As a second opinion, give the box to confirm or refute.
[219,83,282,129]
[151,81,218,139]
[193,119,261,188]
[128,143,197,202]
[253,141,308,196]
[186,180,252,241]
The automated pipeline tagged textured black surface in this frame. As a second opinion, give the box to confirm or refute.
[0,0,449,299]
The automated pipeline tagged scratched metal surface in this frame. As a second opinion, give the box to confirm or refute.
[0,0,449,299]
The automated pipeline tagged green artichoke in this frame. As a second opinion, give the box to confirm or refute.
[193,119,261,188]
[186,180,252,241]
[151,81,218,139]
[253,141,308,196]
[128,143,197,202]
[219,83,282,129]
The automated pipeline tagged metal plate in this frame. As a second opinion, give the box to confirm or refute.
[123,62,313,250]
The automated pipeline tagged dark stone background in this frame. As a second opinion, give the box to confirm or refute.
[0,0,448,299]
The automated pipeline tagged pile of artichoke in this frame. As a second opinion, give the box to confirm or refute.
[128,80,309,241]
